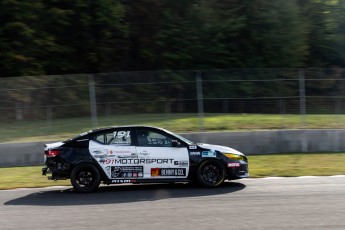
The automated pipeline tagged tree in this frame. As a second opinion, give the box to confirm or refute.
[237,0,308,68]
[0,0,47,77]
[41,0,128,74]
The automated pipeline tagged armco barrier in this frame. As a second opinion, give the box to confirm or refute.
[1,129,345,167]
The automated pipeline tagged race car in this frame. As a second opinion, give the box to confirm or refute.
[42,125,249,192]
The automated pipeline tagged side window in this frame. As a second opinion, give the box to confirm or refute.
[137,130,172,147]
[109,130,131,145]
[95,130,131,145]
[95,133,113,144]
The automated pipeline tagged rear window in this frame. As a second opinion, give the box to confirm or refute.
[95,130,132,145]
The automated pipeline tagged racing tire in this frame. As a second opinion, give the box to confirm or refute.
[70,163,101,193]
[195,159,226,188]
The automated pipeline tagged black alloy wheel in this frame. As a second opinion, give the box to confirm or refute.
[196,159,226,188]
[70,163,101,193]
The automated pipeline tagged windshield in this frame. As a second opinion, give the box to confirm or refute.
[163,129,194,145]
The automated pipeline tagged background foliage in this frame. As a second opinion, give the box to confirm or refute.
[1,0,345,77]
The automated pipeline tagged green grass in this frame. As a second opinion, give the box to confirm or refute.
[1,153,344,190]
[1,114,345,189]
[2,113,345,143]
[0,166,71,190]
[248,153,345,177]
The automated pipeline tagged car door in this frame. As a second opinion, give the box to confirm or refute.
[89,129,142,180]
[135,129,190,179]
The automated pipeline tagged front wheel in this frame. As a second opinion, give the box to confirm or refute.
[70,163,101,193]
[195,160,226,188]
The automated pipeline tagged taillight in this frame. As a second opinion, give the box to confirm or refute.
[45,149,61,157]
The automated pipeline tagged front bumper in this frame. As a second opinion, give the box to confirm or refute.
[226,161,249,179]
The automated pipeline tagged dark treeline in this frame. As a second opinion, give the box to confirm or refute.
[1,0,345,77]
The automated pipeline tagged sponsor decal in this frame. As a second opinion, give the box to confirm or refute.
[113,150,131,154]
[174,161,188,167]
[92,149,108,155]
[190,151,200,156]
[189,145,197,149]
[161,168,186,176]
[111,179,136,184]
[102,158,174,165]
[80,131,91,136]
[151,168,186,176]
[94,155,109,163]
[151,168,160,177]
[117,153,138,159]
[105,166,111,175]
[111,166,144,178]
[202,150,217,158]
[112,166,122,177]
[228,163,241,168]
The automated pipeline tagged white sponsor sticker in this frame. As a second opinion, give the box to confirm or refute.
[201,150,216,158]
[174,160,189,167]
[228,162,240,168]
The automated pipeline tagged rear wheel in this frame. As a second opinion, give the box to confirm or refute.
[196,160,226,188]
[70,163,101,193]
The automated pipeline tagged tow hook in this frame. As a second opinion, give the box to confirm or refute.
[42,168,47,176]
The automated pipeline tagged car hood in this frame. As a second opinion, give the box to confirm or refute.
[45,141,65,149]
[197,143,245,156]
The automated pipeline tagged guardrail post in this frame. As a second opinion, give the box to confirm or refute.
[299,69,306,127]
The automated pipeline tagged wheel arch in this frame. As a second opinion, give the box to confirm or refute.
[194,158,227,174]
[71,159,108,181]
[194,158,227,187]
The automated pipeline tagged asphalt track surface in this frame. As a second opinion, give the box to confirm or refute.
[1,176,344,230]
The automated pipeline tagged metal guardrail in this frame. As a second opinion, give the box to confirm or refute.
[1,129,345,167]
[1,68,345,143]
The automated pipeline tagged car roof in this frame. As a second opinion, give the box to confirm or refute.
[91,125,166,133]
[67,125,168,141]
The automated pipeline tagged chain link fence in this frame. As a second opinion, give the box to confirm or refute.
[1,68,345,143]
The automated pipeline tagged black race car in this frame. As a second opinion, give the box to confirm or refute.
[42,126,249,192]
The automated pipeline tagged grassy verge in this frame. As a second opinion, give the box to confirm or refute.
[2,113,345,143]
[248,153,345,177]
[1,153,344,190]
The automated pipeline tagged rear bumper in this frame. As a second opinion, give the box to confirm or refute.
[42,166,69,180]
[43,156,71,180]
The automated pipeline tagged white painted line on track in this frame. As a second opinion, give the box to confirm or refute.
[0,185,70,192]
[1,175,344,192]
[242,175,345,180]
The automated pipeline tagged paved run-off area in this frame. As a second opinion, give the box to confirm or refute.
[1,176,345,230]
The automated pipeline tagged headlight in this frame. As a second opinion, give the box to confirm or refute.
[223,153,245,161]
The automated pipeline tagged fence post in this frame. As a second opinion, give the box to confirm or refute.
[196,71,204,134]
[298,69,308,152]
[89,74,98,128]
[46,105,52,134]
[299,69,306,127]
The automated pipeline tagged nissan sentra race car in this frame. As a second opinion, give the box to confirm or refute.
[42,126,249,192]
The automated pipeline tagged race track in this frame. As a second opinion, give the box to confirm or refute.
[1,176,344,230]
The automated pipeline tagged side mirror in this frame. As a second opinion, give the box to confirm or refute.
[172,140,182,147]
